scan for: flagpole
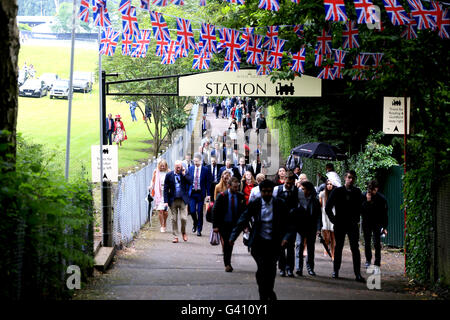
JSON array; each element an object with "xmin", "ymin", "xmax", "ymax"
[
  {"xmin": 65, "ymin": 0, "xmax": 78, "ymax": 181},
  {"xmin": 98, "ymin": 25, "xmax": 105, "ymax": 237}
]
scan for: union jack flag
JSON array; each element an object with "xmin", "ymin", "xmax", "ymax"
[
  {"xmin": 315, "ymin": 49, "xmax": 331, "ymax": 67},
  {"xmin": 152, "ymin": 0, "xmax": 169, "ymax": 6},
  {"xmin": 269, "ymin": 38, "xmax": 285, "ymax": 69},
  {"xmin": 118, "ymin": 0, "xmax": 131, "ymax": 12},
  {"xmin": 316, "ymin": 28, "xmax": 332, "ymax": 55},
  {"xmin": 401, "ymin": 13, "xmax": 418, "ymax": 39},
  {"xmin": 121, "ymin": 5, "xmax": 140, "ymax": 36},
  {"xmin": 199, "ymin": 0, "xmax": 207, "ymax": 5},
  {"xmin": 224, "ymin": 28, "xmax": 243, "ymax": 62},
  {"xmin": 353, "ymin": 0, "xmax": 375, "ymax": 24},
  {"xmin": 382, "ymin": 0, "xmax": 411, "ymax": 26},
  {"xmin": 291, "ymin": 0, "xmax": 301, "ymax": 3},
  {"xmin": 150, "ymin": 11, "xmax": 170, "ymax": 41},
  {"xmin": 140, "ymin": 0, "xmax": 150, "ymax": 9},
  {"xmin": 121, "ymin": 32, "xmax": 134, "ymax": 56},
  {"xmin": 92, "ymin": 0, "xmax": 111, "ymax": 27},
  {"xmin": 131, "ymin": 29, "xmax": 151, "ymax": 58},
  {"xmin": 176, "ymin": 18, "xmax": 195, "ymax": 51},
  {"xmin": 293, "ymin": 25, "xmax": 304, "ymax": 38},
  {"xmin": 263, "ymin": 26, "xmax": 279, "ymax": 50},
  {"xmin": 217, "ymin": 28, "xmax": 227, "ymax": 53},
  {"xmin": 171, "ymin": 0, "xmax": 185, "ymax": 5},
  {"xmin": 317, "ymin": 65, "xmax": 335, "ymax": 80},
  {"xmin": 155, "ymin": 37, "xmax": 170, "ymax": 56},
  {"xmin": 100, "ymin": 28, "xmax": 120, "ymax": 56},
  {"xmin": 192, "ymin": 48, "xmax": 210, "ymax": 69},
  {"xmin": 332, "ymin": 49, "xmax": 346, "ymax": 79},
  {"xmin": 161, "ymin": 40, "xmax": 179, "ymax": 64},
  {"xmin": 370, "ymin": 52, "xmax": 384, "ymax": 79},
  {"xmin": 241, "ymin": 27, "xmax": 254, "ymax": 52},
  {"xmin": 199, "ymin": 23, "xmax": 217, "ymax": 54},
  {"xmin": 258, "ymin": 0, "xmax": 280, "ymax": 12},
  {"xmin": 434, "ymin": 2, "xmax": 450, "ymax": 39},
  {"xmin": 176, "ymin": 45, "xmax": 189, "ymax": 58},
  {"xmin": 323, "ymin": 0, "xmax": 348, "ymax": 22},
  {"xmin": 342, "ymin": 20, "xmax": 360, "ymax": 49},
  {"xmin": 290, "ymin": 48, "xmax": 306, "ymax": 74},
  {"xmin": 407, "ymin": 0, "xmax": 437, "ymax": 30},
  {"xmin": 224, "ymin": 59, "xmax": 240, "ymax": 72},
  {"xmin": 78, "ymin": 0, "xmax": 90, "ymax": 23},
  {"xmin": 352, "ymin": 54, "xmax": 370, "ymax": 80},
  {"xmin": 223, "ymin": 0, "xmax": 246, "ymax": 4},
  {"xmin": 195, "ymin": 42, "xmax": 212, "ymax": 58},
  {"xmin": 257, "ymin": 50, "xmax": 272, "ymax": 75},
  {"xmin": 246, "ymin": 35, "xmax": 263, "ymax": 65}
]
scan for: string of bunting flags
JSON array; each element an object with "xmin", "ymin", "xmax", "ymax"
[{"xmin": 80, "ymin": 0, "xmax": 449, "ymax": 80}]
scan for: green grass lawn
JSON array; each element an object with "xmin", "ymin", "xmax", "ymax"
[{"xmin": 18, "ymin": 44, "xmax": 159, "ymax": 179}]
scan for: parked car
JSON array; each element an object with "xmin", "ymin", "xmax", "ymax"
[
  {"xmin": 39, "ymin": 73, "xmax": 60, "ymax": 90},
  {"xmin": 49, "ymin": 80, "xmax": 71, "ymax": 99},
  {"xmin": 19, "ymin": 79, "xmax": 48, "ymax": 98},
  {"xmin": 73, "ymin": 71, "xmax": 93, "ymax": 93}
]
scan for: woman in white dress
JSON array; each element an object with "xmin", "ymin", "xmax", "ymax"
[
  {"xmin": 149, "ymin": 160, "xmax": 170, "ymax": 232},
  {"xmin": 319, "ymin": 179, "xmax": 336, "ymax": 260}
]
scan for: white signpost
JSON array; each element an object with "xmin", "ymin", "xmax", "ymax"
[
  {"xmin": 91, "ymin": 145, "xmax": 118, "ymax": 182},
  {"xmin": 383, "ymin": 97, "xmax": 410, "ymax": 135}
]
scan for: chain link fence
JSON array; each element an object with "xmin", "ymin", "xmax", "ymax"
[{"xmin": 112, "ymin": 104, "xmax": 199, "ymax": 247}]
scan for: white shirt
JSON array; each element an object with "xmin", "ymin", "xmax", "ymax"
[{"xmin": 260, "ymin": 198, "xmax": 274, "ymax": 240}]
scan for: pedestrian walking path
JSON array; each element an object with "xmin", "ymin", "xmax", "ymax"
[{"xmin": 74, "ymin": 105, "xmax": 419, "ymax": 300}]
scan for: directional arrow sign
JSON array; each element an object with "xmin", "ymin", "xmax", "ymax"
[
  {"xmin": 383, "ymin": 97, "xmax": 410, "ymax": 135},
  {"xmin": 91, "ymin": 145, "xmax": 118, "ymax": 182}
]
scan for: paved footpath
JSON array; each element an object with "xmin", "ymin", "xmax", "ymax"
[{"xmin": 74, "ymin": 106, "xmax": 422, "ymax": 300}]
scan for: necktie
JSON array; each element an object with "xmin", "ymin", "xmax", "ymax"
[
  {"xmin": 194, "ymin": 168, "xmax": 199, "ymax": 190},
  {"xmin": 213, "ymin": 166, "xmax": 216, "ymax": 182},
  {"xmin": 203, "ymin": 120, "xmax": 206, "ymax": 130},
  {"xmin": 232, "ymin": 194, "xmax": 237, "ymax": 216}
]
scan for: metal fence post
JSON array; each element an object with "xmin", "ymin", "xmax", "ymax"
[{"xmin": 102, "ymin": 181, "xmax": 113, "ymax": 247}]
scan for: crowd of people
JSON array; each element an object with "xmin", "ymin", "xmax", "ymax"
[{"xmin": 146, "ymin": 97, "xmax": 389, "ymax": 301}]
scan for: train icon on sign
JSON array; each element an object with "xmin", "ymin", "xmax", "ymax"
[
  {"xmin": 276, "ymin": 83, "xmax": 295, "ymax": 95},
  {"xmin": 392, "ymin": 99, "xmax": 402, "ymax": 106}
]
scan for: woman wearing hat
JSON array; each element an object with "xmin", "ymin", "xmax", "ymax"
[{"xmin": 113, "ymin": 114, "xmax": 126, "ymax": 147}]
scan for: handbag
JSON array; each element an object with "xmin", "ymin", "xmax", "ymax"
[
  {"xmin": 124, "ymin": 134, "xmax": 128, "ymax": 140},
  {"xmin": 209, "ymin": 230, "xmax": 220, "ymax": 246}
]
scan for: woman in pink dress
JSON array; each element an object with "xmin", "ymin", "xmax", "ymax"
[{"xmin": 113, "ymin": 115, "xmax": 126, "ymax": 147}]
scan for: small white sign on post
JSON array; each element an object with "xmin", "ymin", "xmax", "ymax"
[
  {"xmin": 91, "ymin": 145, "xmax": 118, "ymax": 182},
  {"xmin": 383, "ymin": 97, "xmax": 410, "ymax": 135}
]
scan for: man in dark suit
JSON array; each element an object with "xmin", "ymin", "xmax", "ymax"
[
  {"xmin": 325, "ymin": 170, "xmax": 365, "ymax": 282},
  {"xmin": 229, "ymin": 179, "xmax": 290, "ymax": 301},
  {"xmin": 210, "ymin": 142, "xmax": 223, "ymax": 165},
  {"xmin": 235, "ymin": 157, "xmax": 254, "ymax": 182},
  {"xmin": 256, "ymin": 113, "xmax": 267, "ymax": 145},
  {"xmin": 219, "ymin": 159, "xmax": 239, "ymax": 179},
  {"xmin": 289, "ymin": 180, "xmax": 322, "ymax": 276},
  {"xmin": 163, "ymin": 161, "xmax": 192, "ymax": 243},
  {"xmin": 206, "ymin": 156, "xmax": 222, "ymax": 201},
  {"xmin": 105, "ymin": 113, "xmax": 115, "ymax": 145},
  {"xmin": 243, "ymin": 113, "xmax": 253, "ymax": 144},
  {"xmin": 212, "ymin": 177, "xmax": 246, "ymax": 272},
  {"xmin": 188, "ymin": 153, "xmax": 212, "ymax": 236}
]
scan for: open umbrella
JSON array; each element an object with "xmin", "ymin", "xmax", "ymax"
[{"xmin": 290, "ymin": 142, "xmax": 347, "ymax": 161}]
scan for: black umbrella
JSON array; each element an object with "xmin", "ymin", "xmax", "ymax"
[
  {"xmin": 318, "ymin": 233, "xmax": 332, "ymax": 260},
  {"xmin": 290, "ymin": 142, "xmax": 347, "ymax": 161}
]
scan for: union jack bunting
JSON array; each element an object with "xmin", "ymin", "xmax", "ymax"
[
  {"xmin": 315, "ymin": 49, "xmax": 331, "ymax": 67},
  {"xmin": 78, "ymin": 0, "xmax": 90, "ymax": 23},
  {"xmin": 217, "ymin": 28, "xmax": 227, "ymax": 53},
  {"xmin": 121, "ymin": 32, "xmax": 134, "ymax": 56},
  {"xmin": 317, "ymin": 65, "xmax": 335, "ymax": 80},
  {"xmin": 199, "ymin": 0, "xmax": 207, "ymax": 5},
  {"xmin": 407, "ymin": 0, "xmax": 437, "ymax": 30},
  {"xmin": 370, "ymin": 52, "xmax": 384, "ymax": 79},
  {"xmin": 291, "ymin": 0, "xmax": 301, "ymax": 3},
  {"xmin": 293, "ymin": 25, "xmax": 304, "ymax": 38},
  {"xmin": 332, "ymin": 49, "xmax": 346, "ymax": 79},
  {"xmin": 224, "ymin": 59, "xmax": 240, "ymax": 72},
  {"xmin": 352, "ymin": 54, "xmax": 370, "ymax": 80},
  {"xmin": 246, "ymin": 35, "xmax": 263, "ymax": 65},
  {"xmin": 100, "ymin": 28, "xmax": 120, "ymax": 57},
  {"xmin": 92, "ymin": 0, "xmax": 111, "ymax": 27},
  {"xmin": 195, "ymin": 42, "xmax": 212, "ymax": 58},
  {"xmin": 323, "ymin": 0, "xmax": 348, "ymax": 22},
  {"xmin": 382, "ymin": 0, "xmax": 411, "ymax": 26},
  {"xmin": 118, "ymin": 0, "xmax": 131, "ymax": 12},
  {"xmin": 199, "ymin": 23, "xmax": 217, "ymax": 54},
  {"xmin": 353, "ymin": 0, "xmax": 375, "ymax": 24},
  {"xmin": 176, "ymin": 18, "xmax": 195, "ymax": 51},
  {"xmin": 161, "ymin": 40, "xmax": 179, "ymax": 64},
  {"xmin": 155, "ymin": 37, "xmax": 170, "ymax": 56},
  {"xmin": 223, "ymin": 0, "xmax": 246, "ymax": 4},
  {"xmin": 224, "ymin": 28, "xmax": 243, "ymax": 62},
  {"xmin": 263, "ymin": 26, "xmax": 279, "ymax": 50},
  {"xmin": 257, "ymin": 50, "xmax": 272, "ymax": 75},
  {"xmin": 241, "ymin": 27, "xmax": 254, "ymax": 52},
  {"xmin": 171, "ymin": 0, "xmax": 185, "ymax": 5},
  {"xmin": 152, "ymin": 0, "xmax": 169, "ymax": 6},
  {"xmin": 435, "ymin": 3, "xmax": 450, "ymax": 39},
  {"xmin": 140, "ymin": 0, "xmax": 150, "ymax": 9},
  {"xmin": 176, "ymin": 45, "xmax": 189, "ymax": 58},
  {"xmin": 131, "ymin": 29, "xmax": 151, "ymax": 58},
  {"xmin": 269, "ymin": 38, "xmax": 285, "ymax": 69},
  {"xmin": 342, "ymin": 20, "xmax": 360, "ymax": 49},
  {"xmin": 401, "ymin": 13, "xmax": 418, "ymax": 39},
  {"xmin": 150, "ymin": 11, "xmax": 171, "ymax": 41},
  {"xmin": 121, "ymin": 5, "xmax": 140, "ymax": 36},
  {"xmin": 192, "ymin": 47, "xmax": 210, "ymax": 69},
  {"xmin": 315, "ymin": 28, "xmax": 332, "ymax": 55},
  {"xmin": 290, "ymin": 48, "xmax": 306, "ymax": 74},
  {"xmin": 258, "ymin": 0, "xmax": 280, "ymax": 12}
]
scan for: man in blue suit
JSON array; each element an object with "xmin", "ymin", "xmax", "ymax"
[
  {"xmin": 164, "ymin": 160, "xmax": 192, "ymax": 243},
  {"xmin": 105, "ymin": 113, "xmax": 115, "ymax": 145},
  {"xmin": 189, "ymin": 153, "xmax": 212, "ymax": 236}
]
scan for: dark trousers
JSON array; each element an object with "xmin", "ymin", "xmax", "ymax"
[
  {"xmin": 363, "ymin": 223, "xmax": 382, "ymax": 266},
  {"xmin": 189, "ymin": 192, "xmax": 204, "ymax": 232},
  {"xmin": 106, "ymin": 130, "xmax": 113, "ymax": 145},
  {"xmin": 278, "ymin": 241, "xmax": 295, "ymax": 272},
  {"xmin": 297, "ymin": 230, "xmax": 317, "ymax": 272},
  {"xmin": 203, "ymin": 103, "xmax": 208, "ymax": 114},
  {"xmin": 251, "ymin": 237, "xmax": 279, "ymax": 301},
  {"xmin": 219, "ymin": 224, "xmax": 234, "ymax": 266},
  {"xmin": 215, "ymin": 108, "xmax": 220, "ymax": 118},
  {"xmin": 334, "ymin": 224, "xmax": 361, "ymax": 276}
]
